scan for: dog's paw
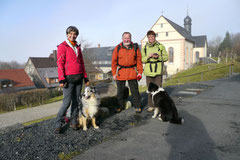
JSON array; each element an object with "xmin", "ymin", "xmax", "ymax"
[
  {"xmin": 152, "ymin": 115, "xmax": 157, "ymax": 118},
  {"xmin": 94, "ymin": 126, "xmax": 99, "ymax": 129},
  {"xmin": 158, "ymin": 117, "xmax": 163, "ymax": 121},
  {"xmin": 83, "ymin": 127, "xmax": 88, "ymax": 131},
  {"xmin": 181, "ymin": 118, "xmax": 184, "ymax": 124}
]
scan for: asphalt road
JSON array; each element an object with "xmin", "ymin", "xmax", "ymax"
[{"xmin": 74, "ymin": 75, "xmax": 240, "ymax": 160}]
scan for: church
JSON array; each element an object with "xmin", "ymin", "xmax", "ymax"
[{"xmin": 141, "ymin": 14, "xmax": 208, "ymax": 75}]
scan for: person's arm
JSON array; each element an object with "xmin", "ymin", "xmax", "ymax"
[
  {"xmin": 79, "ymin": 48, "xmax": 89, "ymax": 85},
  {"xmin": 158, "ymin": 45, "xmax": 168, "ymax": 62},
  {"xmin": 136, "ymin": 48, "xmax": 143, "ymax": 75},
  {"xmin": 111, "ymin": 46, "xmax": 118, "ymax": 80},
  {"xmin": 141, "ymin": 45, "xmax": 149, "ymax": 63},
  {"xmin": 57, "ymin": 45, "xmax": 67, "ymax": 86}
]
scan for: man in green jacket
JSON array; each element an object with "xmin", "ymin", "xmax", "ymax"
[{"xmin": 141, "ymin": 30, "xmax": 168, "ymax": 112}]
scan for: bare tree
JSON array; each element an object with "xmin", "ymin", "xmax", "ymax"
[
  {"xmin": 0, "ymin": 61, "xmax": 25, "ymax": 70},
  {"xmin": 208, "ymin": 36, "xmax": 222, "ymax": 57}
]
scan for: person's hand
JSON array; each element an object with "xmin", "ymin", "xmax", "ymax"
[
  {"xmin": 137, "ymin": 74, "xmax": 142, "ymax": 81},
  {"xmin": 85, "ymin": 81, "xmax": 90, "ymax": 86},
  {"xmin": 59, "ymin": 83, "xmax": 64, "ymax": 87},
  {"xmin": 113, "ymin": 75, "xmax": 117, "ymax": 81},
  {"xmin": 153, "ymin": 53, "xmax": 159, "ymax": 59},
  {"xmin": 148, "ymin": 53, "xmax": 154, "ymax": 59}
]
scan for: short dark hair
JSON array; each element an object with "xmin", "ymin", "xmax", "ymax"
[
  {"xmin": 66, "ymin": 26, "xmax": 79, "ymax": 36},
  {"xmin": 147, "ymin": 30, "xmax": 156, "ymax": 37},
  {"xmin": 122, "ymin": 32, "xmax": 132, "ymax": 38}
]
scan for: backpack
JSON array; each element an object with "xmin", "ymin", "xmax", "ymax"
[{"xmin": 116, "ymin": 43, "xmax": 138, "ymax": 66}]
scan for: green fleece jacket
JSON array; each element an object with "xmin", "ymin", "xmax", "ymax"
[{"xmin": 141, "ymin": 41, "xmax": 168, "ymax": 77}]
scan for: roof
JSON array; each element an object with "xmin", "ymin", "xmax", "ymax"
[
  {"xmin": 43, "ymin": 68, "xmax": 58, "ymax": 78},
  {"xmin": 82, "ymin": 53, "xmax": 102, "ymax": 73},
  {"xmin": 192, "ymin": 35, "xmax": 207, "ymax": 47},
  {"xmin": 29, "ymin": 57, "xmax": 57, "ymax": 68},
  {"xmin": 163, "ymin": 16, "xmax": 195, "ymax": 43},
  {"xmin": 0, "ymin": 69, "xmax": 35, "ymax": 87},
  {"xmin": 37, "ymin": 68, "xmax": 59, "ymax": 88},
  {"xmin": 83, "ymin": 46, "xmax": 114, "ymax": 61}
]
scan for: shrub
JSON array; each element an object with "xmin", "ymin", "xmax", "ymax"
[{"xmin": 0, "ymin": 88, "xmax": 62, "ymax": 112}]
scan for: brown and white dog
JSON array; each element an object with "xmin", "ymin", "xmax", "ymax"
[{"xmin": 78, "ymin": 86, "xmax": 100, "ymax": 131}]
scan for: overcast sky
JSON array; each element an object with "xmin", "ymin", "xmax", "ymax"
[{"xmin": 0, "ymin": 0, "xmax": 239, "ymax": 63}]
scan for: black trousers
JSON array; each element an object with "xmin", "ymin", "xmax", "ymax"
[
  {"xmin": 116, "ymin": 80, "xmax": 141, "ymax": 109},
  {"xmin": 146, "ymin": 75, "xmax": 162, "ymax": 107}
]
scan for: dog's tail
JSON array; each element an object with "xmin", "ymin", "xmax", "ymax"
[{"xmin": 170, "ymin": 117, "xmax": 184, "ymax": 125}]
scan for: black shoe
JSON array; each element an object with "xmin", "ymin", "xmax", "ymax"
[
  {"xmin": 70, "ymin": 124, "xmax": 78, "ymax": 131},
  {"xmin": 54, "ymin": 127, "xmax": 62, "ymax": 134},
  {"xmin": 135, "ymin": 108, "xmax": 142, "ymax": 114}
]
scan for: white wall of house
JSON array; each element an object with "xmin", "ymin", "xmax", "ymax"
[{"xmin": 141, "ymin": 16, "xmax": 207, "ymax": 76}]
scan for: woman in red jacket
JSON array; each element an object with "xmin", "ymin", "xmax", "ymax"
[{"xmin": 55, "ymin": 26, "xmax": 89, "ymax": 134}]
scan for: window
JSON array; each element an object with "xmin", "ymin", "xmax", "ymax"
[
  {"xmin": 160, "ymin": 24, "xmax": 163, "ymax": 28},
  {"xmin": 166, "ymin": 32, "xmax": 168, "ymax": 37},
  {"xmin": 196, "ymin": 51, "xmax": 200, "ymax": 62},
  {"xmin": 168, "ymin": 47, "xmax": 174, "ymax": 63},
  {"xmin": 156, "ymin": 33, "xmax": 158, "ymax": 37}
]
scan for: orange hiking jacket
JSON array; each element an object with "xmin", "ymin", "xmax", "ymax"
[{"xmin": 112, "ymin": 42, "xmax": 143, "ymax": 80}]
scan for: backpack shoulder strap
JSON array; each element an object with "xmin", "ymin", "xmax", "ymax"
[
  {"xmin": 116, "ymin": 44, "xmax": 121, "ymax": 65},
  {"xmin": 133, "ymin": 43, "xmax": 138, "ymax": 60}
]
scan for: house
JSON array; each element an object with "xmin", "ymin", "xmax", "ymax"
[
  {"xmin": 0, "ymin": 69, "xmax": 36, "ymax": 93},
  {"xmin": 83, "ymin": 45, "xmax": 113, "ymax": 73},
  {"xmin": 25, "ymin": 50, "xmax": 103, "ymax": 88},
  {"xmin": 25, "ymin": 52, "xmax": 59, "ymax": 88},
  {"xmin": 81, "ymin": 51, "xmax": 104, "ymax": 81},
  {"xmin": 141, "ymin": 14, "xmax": 208, "ymax": 75}
]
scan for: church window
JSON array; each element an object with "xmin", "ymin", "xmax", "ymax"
[
  {"xmin": 168, "ymin": 47, "xmax": 174, "ymax": 63},
  {"xmin": 166, "ymin": 32, "xmax": 168, "ymax": 36},
  {"xmin": 195, "ymin": 51, "xmax": 200, "ymax": 62}
]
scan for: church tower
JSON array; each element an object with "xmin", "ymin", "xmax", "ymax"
[{"xmin": 184, "ymin": 11, "xmax": 192, "ymax": 34}]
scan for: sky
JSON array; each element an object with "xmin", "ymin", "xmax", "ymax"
[{"xmin": 0, "ymin": 0, "xmax": 239, "ymax": 63}]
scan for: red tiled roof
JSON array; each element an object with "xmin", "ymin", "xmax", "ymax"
[{"xmin": 0, "ymin": 69, "xmax": 35, "ymax": 87}]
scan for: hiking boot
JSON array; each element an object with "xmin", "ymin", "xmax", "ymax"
[
  {"xmin": 54, "ymin": 127, "xmax": 61, "ymax": 134},
  {"xmin": 147, "ymin": 106, "xmax": 154, "ymax": 112},
  {"xmin": 135, "ymin": 108, "xmax": 142, "ymax": 114}
]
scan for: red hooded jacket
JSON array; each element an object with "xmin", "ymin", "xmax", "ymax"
[{"xmin": 57, "ymin": 41, "xmax": 87, "ymax": 82}]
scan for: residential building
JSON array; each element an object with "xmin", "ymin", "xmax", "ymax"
[
  {"xmin": 141, "ymin": 15, "xmax": 208, "ymax": 75},
  {"xmin": 0, "ymin": 69, "xmax": 36, "ymax": 93}
]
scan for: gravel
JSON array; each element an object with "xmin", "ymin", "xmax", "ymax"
[{"xmin": 0, "ymin": 83, "xmax": 211, "ymax": 160}]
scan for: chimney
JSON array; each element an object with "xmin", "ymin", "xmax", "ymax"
[
  {"xmin": 98, "ymin": 44, "xmax": 100, "ymax": 48},
  {"xmin": 53, "ymin": 50, "xmax": 57, "ymax": 62}
]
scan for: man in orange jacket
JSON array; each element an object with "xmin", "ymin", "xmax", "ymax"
[{"xmin": 112, "ymin": 32, "xmax": 143, "ymax": 113}]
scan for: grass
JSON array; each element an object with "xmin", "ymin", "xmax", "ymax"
[
  {"xmin": 58, "ymin": 151, "xmax": 81, "ymax": 160},
  {"xmin": 15, "ymin": 95, "xmax": 63, "ymax": 111},
  {"xmin": 164, "ymin": 62, "xmax": 240, "ymax": 86},
  {"xmin": 22, "ymin": 115, "xmax": 56, "ymax": 126}
]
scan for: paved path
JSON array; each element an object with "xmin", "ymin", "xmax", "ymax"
[
  {"xmin": 73, "ymin": 75, "xmax": 240, "ymax": 160},
  {"xmin": 0, "ymin": 101, "xmax": 61, "ymax": 132}
]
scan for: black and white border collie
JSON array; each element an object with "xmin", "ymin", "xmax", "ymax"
[{"xmin": 147, "ymin": 82, "xmax": 184, "ymax": 124}]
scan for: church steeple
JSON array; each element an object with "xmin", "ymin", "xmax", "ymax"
[{"xmin": 184, "ymin": 9, "xmax": 192, "ymax": 34}]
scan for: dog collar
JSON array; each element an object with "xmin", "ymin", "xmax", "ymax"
[{"xmin": 147, "ymin": 87, "xmax": 164, "ymax": 97}]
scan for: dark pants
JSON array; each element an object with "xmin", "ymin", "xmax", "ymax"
[
  {"xmin": 116, "ymin": 80, "xmax": 141, "ymax": 109},
  {"xmin": 55, "ymin": 82, "xmax": 83, "ymax": 128},
  {"xmin": 146, "ymin": 75, "xmax": 162, "ymax": 107}
]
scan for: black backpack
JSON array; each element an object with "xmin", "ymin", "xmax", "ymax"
[{"xmin": 116, "ymin": 43, "xmax": 139, "ymax": 66}]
